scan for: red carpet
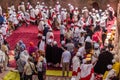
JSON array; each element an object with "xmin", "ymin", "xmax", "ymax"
[
  {"xmin": 6, "ymin": 24, "xmax": 38, "ymax": 50},
  {"xmin": 6, "ymin": 24, "xmax": 60, "ymax": 50}
]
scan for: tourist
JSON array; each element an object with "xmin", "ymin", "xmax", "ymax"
[
  {"xmin": 61, "ymin": 47, "xmax": 71, "ymax": 77},
  {"xmin": 16, "ymin": 57, "xmax": 26, "ymax": 80},
  {"xmin": 23, "ymin": 57, "xmax": 36, "ymax": 80}
]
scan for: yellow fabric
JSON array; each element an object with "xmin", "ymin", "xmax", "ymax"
[
  {"xmin": 3, "ymin": 71, "xmax": 20, "ymax": 80},
  {"xmin": 46, "ymin": 70, "xmax": 72, "ymax": 76},
  {"xmin": 103, "ymin": 71, "xmax": 109, "ymax": 79},
  {"xmin": 112, "ymin": 62, "xmax": 120, "ymax": 75},
  {"xmin": 86, "ymin": 54, "xmax": 92, "ymax": 58}
]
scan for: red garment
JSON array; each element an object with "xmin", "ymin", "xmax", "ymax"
[
  {"xmin": 80, "ymin": 68, "xmax": 94, "ymax": 80},
  {"xmin": 72, "ymin": 71, "xmax": 77, "ymax": 76},
  {"xmin": 48, "ymin": 19, "xmax": 52, "ymax": 27},
  {"xmin": 30, "ymin": 16, "xmax": 36, "ymax": 20}
]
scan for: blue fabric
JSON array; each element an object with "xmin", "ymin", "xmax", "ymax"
[{"xmin": 0, "ymin": 16, "xmax": 4, "ymax": 23}]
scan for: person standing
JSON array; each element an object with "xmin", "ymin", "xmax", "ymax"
[
  {"xmin": 16, "ymin": 58, "xmax": 26, "ymax": 80},
  {"xmin": 23, "ymin": 57, "xmax": 36, "ymax": 80},
  {"xmin": 1, "ymin": 40, "xmax": 9, "ymax": 71},
  {"xmin": 60, "ymin": 23, "xmax": 66, "ymax": 42},
  {"xmin": 61, "ymin": 47, "xmax": 71, "ymax": 77},
  {"xmin": 0, "ymin": 50, "xmax": 5, "ymax": 73},
  {"xmin": 36, "ymin": 56, "xmax": 45, "ymax": 80}
]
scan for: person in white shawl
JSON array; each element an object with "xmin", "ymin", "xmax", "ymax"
[
  {"xmin": 38, "ymin": 36, "xmax": 46, "ymax": 52},
  {"xmin": 92, "ymin": 42, "xmax": 100, "ymax": 65},
  {"xmin": 20, "ymin": 50, "xmax": 29, "ymax": 62},
  {"xmin": 30, "ymin": 8, "xmax": 36, "ymax": 23},
  {"xmin": 80, "ymin": 59, "xmax": 94, "ymax": 80},
  {"xmin": 46, "ymin": 29, "xmax": 54, "ymax": 44},
  {"xmin": 55, "ymin": 1, "xmax": 61, "ymax": 14},
  {"xmin": 24, "ymin": 10, "xmax": 30, "ymax": 26},
  {"xmin": 38, "ymin": 18, "xmax": 45, "ymax": 36},
  {"xmin": 72, "ymin": 52, "xmax": 81, "ymax": 80},
  {"xmin": 73, "ymin": 7, "xmax": 79, "ymax": 21}
]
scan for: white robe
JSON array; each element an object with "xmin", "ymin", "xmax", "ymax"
[
  {"xmin": 72, "ymin": 56, "xmax": 81, "ymax": 80},
  {"xmin": 80, "ymin": 64, "xmax": 94, "ymax": 80},
  {"xmin": 38, "ymin": 40, "xmax": 45, "ymax": 52},
  {"xmin": 34, "ymin": 8, "xmax": 39, "ymax": 16},
  {"xmin": 30, "ymin": 9, "xmax": 36, "ymax": 22},
  {"xmin": 24, "ymin": 12, "xmax": 30, "ymax": 24},
  {"xmin": 55, "ymin": 4, "xmax": 61, "ymax": 13},
  {"xmin": 46, "ymin": 32, "xmax": 54, "ymax": 44},
  {"xmin": 38, "ymin": 21, "xmax": 44, "ymax": 32}
]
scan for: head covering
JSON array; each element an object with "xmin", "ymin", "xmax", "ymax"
[
  {"xmin": 42, "ymin": 36, "xmax": 45, "ymax": 40},
  {"xmin": 85, "ymin": 36, "xmax": 92, "ymax": 43},
  {"xmin": 29, "ymin": 42, "xmax": 34, "ymax": 46},
  {"xmin": 53, "ymin": 41, "xmax": 57, "ymax": 45},
  {"xmin": 82, "ymin": 59, "xmax": 87, "ymax": 64},
  {"xmin": 94, "ymin": 43, "xmax": 99, "ymax": 49},
  {"xmin": 48, "ymin": 39, "xmax": 52, "ymax": 44},
  {"xmin": 19, "ymin": 40, "xmax": 23, "ymax": 45},
  {"xmin": 57, "ymin": 1, "xmax": 59, "ymax": 4},
  {"xmin": 107, "ymin": 64, "xmax": 112, "ymax": 70},
  {"xmin": 61, "ymin": 41, "xmax": 65, "ymax": 45},
  {"xmin": 71, "ymin": 77, "xmax": 76, "ymax": 80},
  {"xmin": 75, "ymin": 7, "xmax": 78, "ymax": 10},
  {"xmin": 76, "ymin": 52, "xmax": 80, "ymax": 56},
  {"xmin": 112, "ymin": 59, "xmax": 116, "ymax": 63},
  {"xmin": 68, "ymin": 4, "xmax": 71, "ymax": 6},
  {"xmin": 37, "ymin": 2, "xmax": 40, "ymax": 4},
  {"xmin": 42, "ymin": 2, "xmax": 45, "ymax": 5}
]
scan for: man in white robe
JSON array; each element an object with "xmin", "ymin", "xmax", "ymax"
[
  {"xmin": 30, "ymin": 8, "xmax": 36, "ymax": 23},
  {"xmin": 55, "ymin": 1, "xmax": 61, "ymax": 14},
  {"xmin": 24, "ymin": 10, "xmax": 30, "ymax": 26}
]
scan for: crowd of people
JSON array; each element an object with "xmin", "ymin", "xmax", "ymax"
[{"xmin": 0, "ymin": 1, "xmax": 119, "ymax": 80}]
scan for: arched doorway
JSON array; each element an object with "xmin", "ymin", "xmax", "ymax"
[{"xmin": 92, "ymin": 2, "xmax": 99, "ymax": 10}]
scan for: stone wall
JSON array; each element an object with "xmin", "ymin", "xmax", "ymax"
[{"xmin": 0, "ymin": 0, "xmax": 118, "ymax": 12}]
